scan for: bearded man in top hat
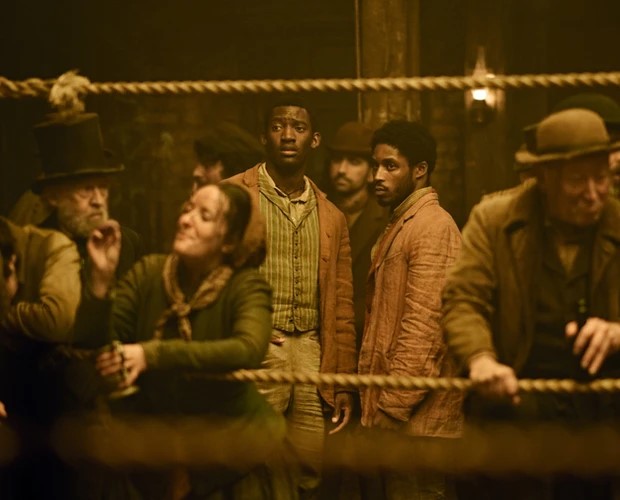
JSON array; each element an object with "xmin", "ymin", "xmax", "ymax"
[
  {"xmin": 28, "ymin": 113, "xmax": 144, "ymax": 422},
  {"xmin": 33, "ymin": 113, "xmax": 143, "ymax": 322},
  {"xmin": 443, "ymin": 108, "xmax": 620, "ymax": 499}
]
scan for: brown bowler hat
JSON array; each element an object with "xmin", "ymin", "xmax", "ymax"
[
  {"xmin": 515, "ymin": 109, "xmax": 620, "ymax": 166},
  {"xmin": 327, "ymin": 121, "xmax": 374, "ymax": 156},
  {"xmin": 31, "ymin": 113, "xmax": 124, "ymax": 193}
]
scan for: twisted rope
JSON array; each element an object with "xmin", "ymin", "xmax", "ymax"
[
  {"xmin": 2, "ymin": 72, "xmax": 620, "ymax": 99},
  {"xmin": 53, "ymin": 347, "xmax": 620, "ymax": 394},
  {"xmin": 217, "ymin": 369, "xmax": 620, "ymax": 394}
]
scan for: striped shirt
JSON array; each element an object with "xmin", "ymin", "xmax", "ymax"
[{"xmin": 258, "ymin": 164, "xmax": 320, "ymax": 332}]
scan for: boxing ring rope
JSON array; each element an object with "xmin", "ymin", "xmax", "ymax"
[
  {"xmin": 1, "ymin": 71, "xmax": 620, "ymax": 99},
  {"xmin": 214, "ymin": 369, "xmax": 620, "ymax": 394}
]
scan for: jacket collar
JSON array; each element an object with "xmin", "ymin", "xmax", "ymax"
[
  {"xmin": 500, "ymin": 180, "xmax": 620, "ymax": 245},
  {"xmin": 243, "ymin": 162, "xmax": 328, "ymax": 201},
  {"xmin": 370, "ymin": 189, "xmax": 438, "ymax": 273}
]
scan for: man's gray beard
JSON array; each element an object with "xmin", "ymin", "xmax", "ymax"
[{"xmin": 57, "ymin": 205, "xmax": 109, "ymax": 240}]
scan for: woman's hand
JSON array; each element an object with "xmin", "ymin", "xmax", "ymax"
[
  {"xmin": 87, "ymin": 220, "xmax": 122, "ymax": 299},
  {"xmin": 96, "ymin": 343, "xmax": 147, "ymax": 389}
]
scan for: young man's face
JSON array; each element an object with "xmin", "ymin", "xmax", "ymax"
[
  {"xmin": 538, "ymin": 154, "xmax": 610, "ymax": 227},
  {"xmin": 372, "ymin": 143, "xmax": 416, "ymax": 210},
  {"xmin": 329, "ymin": 154, "xmax": 372, "ymax": 197},
  {"xmin": 46, "ymin": 176, "xmax": 111, "ymax": 239},
  {"xmin": 262, "ymin": 106, "xmax": 320, "ymax": 173}
]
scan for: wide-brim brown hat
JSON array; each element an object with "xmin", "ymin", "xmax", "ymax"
[
  {"xmin": 515, "ymin": 108, "xmax": 620, "ymax": 165},
  {"xmin": 31, "ymin": 113, "xmax": 124, "ymax": 193},
  {"xmin": 327, "ymin": 121, "xmax": 374, "ymax": 156}
]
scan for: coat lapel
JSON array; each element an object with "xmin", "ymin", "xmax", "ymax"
[
  {"xmin": 311, "ymin": 179, "xmax": 332, "ymax": 299},
  {"xmin": 501, "ymin": 184, "xmax": 542, "ymax": 366},
  {"xmin": 369, "ymin": 192, "xmax": 437, "ymax": 275}
]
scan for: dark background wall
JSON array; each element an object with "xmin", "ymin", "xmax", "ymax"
[{"xmin": 1, "ymin": 0, "xmax": 619, "ymax": 249}]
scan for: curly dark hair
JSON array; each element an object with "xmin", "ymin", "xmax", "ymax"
[{"xmin": 371, "ymin": 120, "xmax": 437, "ymax": 176}]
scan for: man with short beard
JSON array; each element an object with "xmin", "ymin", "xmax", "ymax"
[{"xmin": 326, "ymin": 121, "xmax": 388, "ymax": 348}]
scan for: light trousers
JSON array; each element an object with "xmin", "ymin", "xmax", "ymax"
[{"xmin": 257, "ymin": 329, "xmax": 324, "ymax": 499}]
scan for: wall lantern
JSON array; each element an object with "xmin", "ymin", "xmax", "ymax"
[{"xmin": 469, "ymin": 46, "xmax": 495, "ymax": 125}]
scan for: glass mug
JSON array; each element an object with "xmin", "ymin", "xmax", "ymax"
[{"xmin": 100, "ymin": 341, "xmax": 139, "ymax": 399}]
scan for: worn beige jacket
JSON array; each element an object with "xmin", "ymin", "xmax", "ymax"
[
  {"xmin": 359, "ymin": 190, "xmax": 463, "ymax": 437},
  {"xmin": 1, "ymin": 218, "xmax": 81, "ymax": 343},
  {"xmin": 443, "ymin": 180, "xmax": 620, "ymax": 375}
]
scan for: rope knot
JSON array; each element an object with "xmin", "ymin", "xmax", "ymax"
[
  {"xmin": 49, "ymin": 70, "xmax": 91, "ymax": 118},
  {"xmin": 171, "ymin": 303, "xmax": 191, "ymax": 317}
]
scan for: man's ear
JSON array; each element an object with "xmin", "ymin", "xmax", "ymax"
[
  {"xmin": 311, "ymin": 132, "xmax": 321, "ymax": 149},
  {"xmin": 414, "ymin": 161, "xmax": 429, "ymax": 180},
  {"xmin": 40, "ymin": 187, "xmax": 60, "ymax": 208},
  {"xmin": 260, "ymin": 134, "xmax": 267, "ymax": 147}
]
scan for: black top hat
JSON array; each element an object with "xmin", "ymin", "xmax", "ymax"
[{"xmin": 31, "ymin": 113, "xmax": 124, "ymax": 193}]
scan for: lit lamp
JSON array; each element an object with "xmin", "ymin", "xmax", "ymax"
[{"xmin": 469, "ymin": 46, "xmax": 495, "ymax": 125}]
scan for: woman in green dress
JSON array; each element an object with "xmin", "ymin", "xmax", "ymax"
[{"xmin": 90, "ymin": 183, "xmax": 296, "ymax": 500}]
